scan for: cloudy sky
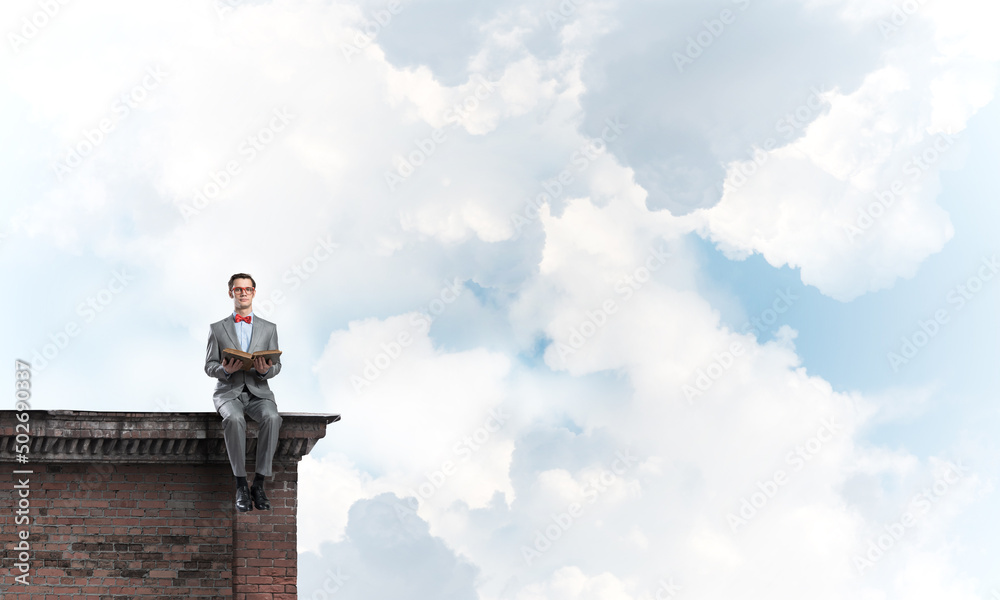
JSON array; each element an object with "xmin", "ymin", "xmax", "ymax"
[{"xmin": 3, "ymin": 0, "xmax": 1000, "ymax": 597}]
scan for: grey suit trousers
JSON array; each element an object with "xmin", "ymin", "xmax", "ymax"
[{"xmin": 217, "ymin": 388, "xmax": 282, "ymax": 477}]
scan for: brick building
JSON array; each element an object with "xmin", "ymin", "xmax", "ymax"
[{"xmin": 0, "ymin": 409, "xmax": 339, "ymax": 599}]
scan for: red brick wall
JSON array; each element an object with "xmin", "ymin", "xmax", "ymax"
[
  {"xmin": 234, "ymin": 462, "xmax": 298, "ymax": 600},
  {"xmin": 0, "ymin": 460, "xmax": 298, "ymax": 599}
]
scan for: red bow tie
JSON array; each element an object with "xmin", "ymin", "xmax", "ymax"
[{"xmin": 235, "ymin": 314, "xmax": 252, "ymax": 324}]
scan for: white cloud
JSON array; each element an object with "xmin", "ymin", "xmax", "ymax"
[
  {"xmin": 693, "ymin": 0, "xmax": 998, "ymax": 300},
  {"xmin": 299, "ymin": 452, "xmax": 372, "ymax": 553},
  {"xmin": 297, "ymin": 493, "xmax": 480, "ymax": 600},
  {"xmin": 312, "ymin": 312, "xmax": 515, "ymax": 512},
  {"xmin": 515, "ymin": 566, "xmax": 636, "ymax": 600}
]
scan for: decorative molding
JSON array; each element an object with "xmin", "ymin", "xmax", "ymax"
[{"xmin": 0, "ymin": 410, "xmax": 340, "ymax": 464}]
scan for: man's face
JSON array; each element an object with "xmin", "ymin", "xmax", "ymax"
[{"xmin": 229, "ymin": 278, "xmax": 255, "ymax": 310}]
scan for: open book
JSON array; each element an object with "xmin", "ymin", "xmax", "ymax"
[{"xmin": 222, "ymin": 348, "xmax": 282, "ymax": 371}]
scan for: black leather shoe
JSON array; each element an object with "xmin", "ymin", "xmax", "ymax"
[
  {"xmin": 250, "ymin": 485, "xmax": 271, "ymax": 510},
  {"xmin": 236, "ymin": 483, "xmax": 253, "ymax": 512}
]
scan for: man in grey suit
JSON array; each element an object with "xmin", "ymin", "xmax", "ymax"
[{"xmin": 205, "ymin": 273, "xmax": 283, "ymax": 512}]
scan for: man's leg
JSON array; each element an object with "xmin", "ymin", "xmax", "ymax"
[
  {"xmin": 245, "ymin": 398, "xmax": 282, "ymax": 479},
  {"xmin": 219, "ymin": 395, "xmax": 254, "ymax": 512},
  {"xmin": 218, "ymin": 398, "xmax": 248, "ymax": 478}
]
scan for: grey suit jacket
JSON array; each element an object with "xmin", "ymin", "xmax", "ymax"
[{"xmin": 205, "ymin": 314, "xmax": 282, "ymax": 412}]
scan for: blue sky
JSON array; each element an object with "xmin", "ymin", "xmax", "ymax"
[
  {"xmin": 698, "ymin": 95, "xmax": 1000, "ymax": 457},
  {"xmin": 3, "ymin": 0, "xmax": 1000, "ymax": 598}
]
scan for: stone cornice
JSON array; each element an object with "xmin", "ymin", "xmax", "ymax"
[{"xmin": 0, "ymin": 410, "xmax": 340, "ymax": 464}]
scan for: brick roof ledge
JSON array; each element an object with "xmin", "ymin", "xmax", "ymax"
[
  {"xmin": 0, "ymin": 410, "xmax": 340, "ymax": 464},
  {"xmin": 0, "ymin": 409, "xmax": 340, "ymax": 599}
]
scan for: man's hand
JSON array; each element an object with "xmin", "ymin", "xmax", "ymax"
[
  {"xmin": 222, "ymin": 357, "xmax": 243, "ymax": 374},
  {"xmin": 253, "ymin": 356, "xmax": 272, "ymax": 375}
]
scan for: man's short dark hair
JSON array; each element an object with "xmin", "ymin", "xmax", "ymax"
[{"xmin": 228, "ymin": 273, "xmax": 256, "ymax": 291}]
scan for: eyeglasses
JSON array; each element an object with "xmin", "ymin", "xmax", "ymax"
[{"xmin": 232, "ymin": 287, "xmax": 255, "ymax": 295}]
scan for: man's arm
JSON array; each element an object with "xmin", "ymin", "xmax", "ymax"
[
  {"xmin": 254, "ymin": 325, "xmax": 282, "ymax": 380},
  {"xmin": 205, "ymin": 326, "xmax": 234, "ymax": 381}
]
